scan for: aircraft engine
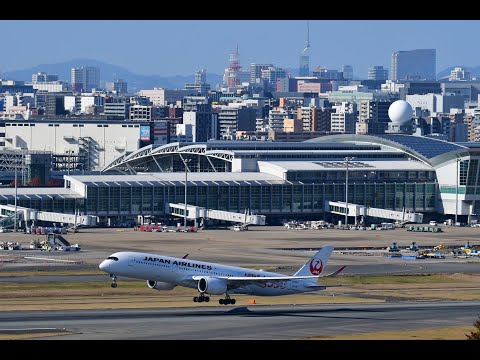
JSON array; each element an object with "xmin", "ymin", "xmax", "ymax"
[
  {"xmin": 147, "ymin": 280, "xmax": 176, "ymax": 291},
  {"xmin": 197, "ymin": 277, "xmax": 227, "ymax": 295}
]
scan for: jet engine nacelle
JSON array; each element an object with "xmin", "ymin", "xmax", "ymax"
[
  {"xmin": 147, "ymin": 280, "xmax": 176, "ymax": 291},
  {"xmin": 197, "ymin": 277, "xmax": 227, "ymax": 295}
]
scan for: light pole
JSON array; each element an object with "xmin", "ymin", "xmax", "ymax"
[
  {"xmin": 182, "ymin": 158, "xmax": 192, "ymax": 229},
  {"xmin": 455, "ymin": 158, "xmax": 460, "ymax": 226},
  {"xmin": 344, "ymin": 156, "xmax": 354, "ymax": 227},
  {"xmin": 14, "ymin": 161, "xmax": 17, "ymax": 233}
]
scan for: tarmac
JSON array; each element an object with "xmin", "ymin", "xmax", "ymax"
[{"xmin": 0, "ymin": 224, "xmax": 479, "ymax": 274}]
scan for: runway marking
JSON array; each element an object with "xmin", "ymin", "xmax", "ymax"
[
  {"xmin": 0, "ymin": 328, "xmax": 59, "ymax": 331},
  {"xmin": 24, "ymin": 257, "xmax": 78, "ymax": 263}
]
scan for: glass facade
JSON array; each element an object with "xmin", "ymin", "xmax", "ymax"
[
  {"xmin": 0, "ymin": 180, "xmax": 438, "ymax": 222},
  {"xmin": 60, "ymin": 180, "xmax": 437, "ymax": 219}
]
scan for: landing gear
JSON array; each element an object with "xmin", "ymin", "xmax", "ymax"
[
  {"xmin": 110, "ymin": 274, "xmax": 118, "ymax": 288},
  {"xmin": 219, "ymin": 294, "xmax": 236, "ymax": 305},
  {"xmin": 193, "ymin": 294, "xmax": 210, "ymax": 303}
]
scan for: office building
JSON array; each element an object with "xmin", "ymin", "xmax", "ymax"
[
  {"xmin": 368, "ymin": 66, "xmax": 388, "ymax": 81},
  {"xmin": 113, "ymin": 79, "xmax": 128, "ymax": 94},
  {"xmin": 342, "ymin": 65, "xmax": 353, "ymax": 81},
  {"xmin": 391, "ymin": 49, "xmax": 436, "ymax": 81},
  {"xmin": 250, "ymin": 64, "xmax": 273, "ymax": 85},
  {"xmin": 71, "ymin": 66, "xmax": 100, "ymax": 92},
  {"xmin": 32, "ymin": 72, "xmax": 59, "ymax": 83}
]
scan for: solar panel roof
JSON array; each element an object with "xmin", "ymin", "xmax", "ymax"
[{"xmin": 376, "ymin": 134, "xmax": 466, "ymax": 159}]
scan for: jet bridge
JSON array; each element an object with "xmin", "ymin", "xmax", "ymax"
[
  {"xmin": 167, "ymin": 203, "xmax": 266, "ymax": 225},
  {"xmin": 0, "ymin": 204, "xmax": 97, "ymax": 229},
  {"xmin": 326, "ymin": 201, "xmax": 424, "ymax": 223}
]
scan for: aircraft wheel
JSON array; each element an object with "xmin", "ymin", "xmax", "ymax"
[
  {"xmin": 205, "ymin": 297, "xmax": 210, "ymax": 302},
  {"xmin": 198, "ymin": 297, "xmax": 204, "ymax": 303},
  {"xmin": 193, "ymin": 297, "xmax": 198, "ymax": 302},
  {"xmin": 231, "ymin": 299, "xmax": 236, "ymax": 305},
  {"xmin": 111, "ymin": 283, "xmax": 117, "ymax": 288},
  {"xmin": 219, "ymin": 299, "xmax": 224, "ymax": 305}
]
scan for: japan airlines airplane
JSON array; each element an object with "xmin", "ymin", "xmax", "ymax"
[{"xmin": 99, "ymin": 245, "xmax": 344, "ymax": 305}]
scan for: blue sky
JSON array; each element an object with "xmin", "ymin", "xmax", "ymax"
[{"xmin": 0, "ymin": 20, "xmax": 478, "ymax": 78}]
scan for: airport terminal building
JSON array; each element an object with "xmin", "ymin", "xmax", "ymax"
[{"xmin": 1, "ymin": 133, "xmax": 479, "ymax": 225}]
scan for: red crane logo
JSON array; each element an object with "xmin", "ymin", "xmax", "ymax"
[{"xmin": 309, "ymin": 258, "xmax": 323, "ymax": 275}]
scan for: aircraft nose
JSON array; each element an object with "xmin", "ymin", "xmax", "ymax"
[{"xmin": 99, "ymin": 260, "xmax": 110, "ymax": 272}]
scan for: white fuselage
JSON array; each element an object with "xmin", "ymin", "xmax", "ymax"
[{"xmin": 99, "ymin": 251, "xmax": 324, "ymax": 296}]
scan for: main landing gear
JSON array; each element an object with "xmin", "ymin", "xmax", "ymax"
[
  {"xmin": 193, "ymin": 294, "xmax": 210, "ymax": 303},
  {"xmin": 110, "ymin": 274, "xmax": 118, "ymax": 288},
  {"xmin": 219, "ymin": 294, "xmax": 236, "ymax": 305}
]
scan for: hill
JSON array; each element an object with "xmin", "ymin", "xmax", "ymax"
[{"xmin": 5, "ymin": 58, "xmax": 223, "ymax": 92}]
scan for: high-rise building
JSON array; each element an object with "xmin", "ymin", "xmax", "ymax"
[
  {"xmin": 368, "ymin": 66, "xmax": 388, "ymax": 81},
  {"xmin": 331, "ymin": 102, "xmax": 356, "ymax": 134},
  {"xmin": 297, "ymin": 106, "xmax": 318, "ymax": 132},
  {"xmin": 342, "ymin": 65, "xmax": 353, "ymax": 81},
  {"xmin": 113, "ymin": 79, "xmax": 128, "ymax": 94},
  {"xmin": 195, "ymin": 69, "xmax": 206, "ymax": 84},
  {"xmin": 391, "ymin": 49, "xmax": 436, "ymax": 81},
  {"xmin": 184, "ymin": 69, "xmax": 210, "ymax": 95},
  {"xmin": 250, "ymin": 64, "xmax": 273, "ymax": 85},
  {"xmin": 299, "ymin": 21, "xmax": 310, "ymax": 77},
  {"xmin": 45, "ymin": 93, "xmax": 66, "ymax": 116},
  {"xmin": 32, "ymin": 72, "xmax": 59, "ymax": 83},
  {"xmin": 217, "ymin": 105, "xmax": 257, "ymax": 138},
  {"xmin": 357, "ymin": 99, "xmax": 395, "ymax": 135},
  {"xmin": 71, "ymin": 66, "xmax": 100, "ymax": 93},
  {"xmin": 449, "ymin": 67, "xmax": 472, "ymax": 81},
  {"xmin": 261, "ymin": 66, "xmax": 287, "ymax": 90},
  {"xmin": 312, "ymin": 67, "xmax": 343, "ymax": 80},
  {"xmin": 182, "ymin": 96, "xmax": 212, "ymax": 142}
]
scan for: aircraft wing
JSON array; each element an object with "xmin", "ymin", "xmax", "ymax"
[
  {"xmin": 193, "ymin": 274, "xmax": 325, "ymax": 289},
  {"xmin": 193, "ymin": 275, "xmax": 320, "ymax": 282},
  {"xmin": 191, "ymin": 266, "xmax": 346, "ymax": 289},
  {"xmin": 192, "ymin": 275, "xmax": 317, "ymax": 289}
]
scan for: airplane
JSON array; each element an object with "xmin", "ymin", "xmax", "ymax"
[{"xmin": 99, "ymin": 245, "xmax": 344, "ymax": 305}]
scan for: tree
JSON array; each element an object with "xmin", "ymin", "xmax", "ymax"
[
  {"xmin": 27, "ymin": 176, "xmax": 42, "ymax": 187},
  {"xmin": 466, "ymin": 317, "xmax": 480, "ymax": 340}
]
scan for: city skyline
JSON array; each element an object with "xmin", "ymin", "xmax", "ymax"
[{"xmin": 1, "ymin": 20, "xmax": 479, "ymax": 79}]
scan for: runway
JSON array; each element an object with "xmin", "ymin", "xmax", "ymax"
[{"xmin": 1, "ymin": 301, "xmax": 478, "ymax": 339}]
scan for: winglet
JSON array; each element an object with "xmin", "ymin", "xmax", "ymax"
[{"xmin": 182, "ymin": 254, "xmax": 189, "ymax": 259}]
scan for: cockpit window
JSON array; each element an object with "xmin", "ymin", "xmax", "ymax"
[{"xmin": 107, "ymin": 256, "xmax": 119, "ymax": 261}]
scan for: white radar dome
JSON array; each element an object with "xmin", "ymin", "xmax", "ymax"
[{"xmin": 388, "ymin": 100, "xmax": 413, "ymax": 124}]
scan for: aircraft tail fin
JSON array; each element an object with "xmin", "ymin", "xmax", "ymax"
[{"xmin": 293, "ymin": 246, "xmax": 334, "ymax": 276}]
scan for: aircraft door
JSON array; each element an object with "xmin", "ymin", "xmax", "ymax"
[{"xmin": 128, "ymin": 256, "xmax": 135, "ymax": 266}]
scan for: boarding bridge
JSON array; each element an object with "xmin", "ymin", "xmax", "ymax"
[
  {"xmin": 0, "ymin": 210, "xmax": 24, "ymax": 229},
  {"xmin": 0, "ymin": 204, "xmax": 97, "ymax": 228},
  {"xmin": 326, "ymin": 201, "xmax": 424, "ymax": 223},
  {"xmin": 167, "ymin": 203, "xmax": 266, "ymax": 225}
]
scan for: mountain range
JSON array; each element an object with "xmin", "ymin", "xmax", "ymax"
[
  {"xmin": 4, "ymin": 58, "xmax": 480, "ymax": 92},
  {"xmin": 4, "ymin": 58, "xmax": 224, "ymax": 92}
]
